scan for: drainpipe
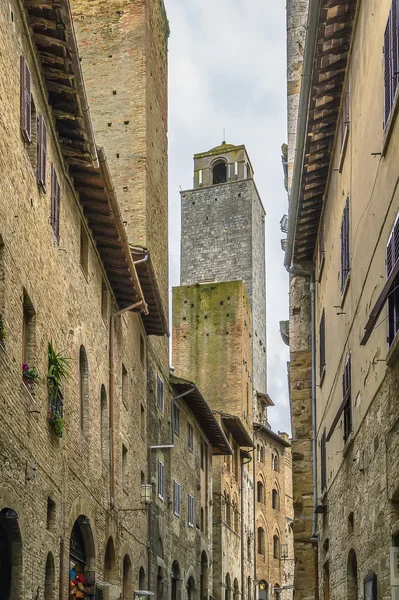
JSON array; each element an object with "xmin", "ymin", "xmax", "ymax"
[
  {"xmin": 146, "ymin": 386, "xmax": 195, "ymax": 591},
  {"xmin": 109, "ymin": 300, "xmax": 145, "ymax": 509},
  {"xmin": 59, "ymin": 537, "xmax": 64, "ymax": 600}
]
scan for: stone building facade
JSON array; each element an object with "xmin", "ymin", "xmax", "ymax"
[{"xmin": 285, "ymin": 0, "xmax": 399, "ymax": 599}]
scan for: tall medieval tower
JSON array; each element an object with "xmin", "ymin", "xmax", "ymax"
[
  {"xmin": 180, "ymin": 142, "xmax": 267, "ymax": 406},
  {"xmin": 70, "ymin": 0, "xmax": 169, "ymax": 322}
]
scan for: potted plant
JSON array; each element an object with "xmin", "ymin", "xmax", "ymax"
[
  {"xmin": 47, "ymin": 341, "xmax": 71, "ymax": 436},
  {"xmin": 22, "ymin": 363, "xmax": 40, "ymax": 392}
]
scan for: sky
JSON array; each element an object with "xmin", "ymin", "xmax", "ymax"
[{"xmin": 165, "ymin": 0, "xmax": 291, "ymax": 434}]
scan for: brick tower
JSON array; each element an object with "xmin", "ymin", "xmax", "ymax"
[{"xmin": 180, "ymin": 142, "xmax": 267, "ymax": 402}]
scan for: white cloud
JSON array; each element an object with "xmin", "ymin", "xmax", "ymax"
[{"xmin": 166, "ymin": 0, "xmax": 291, "ymax": 434}]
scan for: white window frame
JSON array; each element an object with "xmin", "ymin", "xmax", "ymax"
[
  {"xmin": 174, "ymin": 481, "xmax": 181, "ymax": 517},
  {"xmin": 199, "ymin": 169, "xmax": 203, "ymax": 185}
]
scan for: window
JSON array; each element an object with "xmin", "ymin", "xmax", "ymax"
[
  {"xmin": 20, "ymin": 56, "xmax": 31, "ymax": 143},
  {"xmin": 200, "ymin": 507, "xmax": 205, "ymax": 532},
  {"xmin": 80, "ymin": 224, "xmax": 89, "ymax": 277},
  {"xmin": 50, "ymin": 165, "xmax": 60, "ymax": 242},
  {"xmin": 321, "ymin": 429, "xmax": 327, "ymax": 492},
  {"xmin": 101, "ymin": 280, "xmax": 108, "ymax": 320},
  {"xmin": 340, "ymin": 85, "xmax": 350, "ymax": 150},
  {"xmin": 141, "ymin": 404, "xmax": 145, "ymax": 438},
  {"xmin": 272, "ymin": 451, "xmax": 279, "ymax": 472},
  {"xmin": 273, "ymin": 535, "xmax": 280, "ymax": 559},
  {"xmin": 320, "ymin": 309, "xmax": 326, "ymax": 378},
  {"xmin": 260, "ymin": 445, "xmax": 264, "ymax": 463},
  {"xmin": 122, "ymin": 445, "xmax": 128, "ymax": 489},
  {"xmin": 199, "ymin": 169, "xmax": 203, "ymax": 185},
  {"xmin": 173, "ymin": 403, "xmax": 180, "ymax": 435},
  {"xmin": 343, "ymin": 354, "xmax": 352, "ymax": 442},
  {"xmin": 340, "ymin": 198, "xmax": 350, "ymax": 292},
  {"xmin": 384, "ymin": 5, "xmax": 399, "ymax": 128},
  {"xmin": 37, "ymin": 113, "xmax": 47, "ymax": 190},
  {"xmin": 387, "ymin": 218, "xmax": 399, "ymax": 345},
  {"xmin": 173, "ymin": 481, "xmax": 181, "ymax": 517},
  {"xmin": 122, "ymin": 364, "xmax": 128, "ymax": 408},
  {"xmin": 257, "ymin": 481, "xmax": 264, "ymax": 504},
  {"xmin": 46, "ymin": 497, "xmax": 56, "ymax": 531},
  {"xmin": 22, "ymin": 292, "xmax": 35, "ymax": 367},
  {"xmin": 257, "ymin": 527, "xmax": 265, "ymax": 555},
  {"xmin": 79, "ymin": 345, "xmax": 88, "ymax": 432},
  {"xmin": 101, "ymin": 385, "xmax": 108, "ymax": 462},
  {"xmin": 188, "ymin": 494, "xmax": 194, "ymax": 527},
  {"xmin": 158, "ymin": 460, "xmax": 165, "ymax": 501},
  {"xmin": 188, "ymin": 423, "xmax": 194, "ymax": 452},
  {"xmin": 234, "ymin": 161, "xmax": 238, "ymax": 177},
  {"xmin": 213, "ymin": 160, "xmax": 227, "ymax": 184},
  {"xmin": 157, "ymin": 374, "xmax": 164, "ymax": 412},
  {"xmin": 272, "ymin": 489, "xmax": 279, "ymax": 510}
]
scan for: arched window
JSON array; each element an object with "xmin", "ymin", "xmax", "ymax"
[
  {"xmin": 273, "ymin": 584, "xmax": 280, "ymax": 600},
  {"xmin": 271, "ymin": 451, "xmax": 279, "ymax": 472},
  {"xmin": 44, "ymin": 552, "xmax": 55, "ymax": 600},
  {"xmin": 272, "ymin": 489, "xmax": 279, "ymax": 510},
  {"xmin": 187, "ymin": 577, "xmax": 195, "ymax": 600},
  {"xmin": 104, "ymin": 537, "xmax": 117, "ymax": 584},
  {"xmin": 273, "ymin": 535, "xmax": 280, "ymax": 559},
  {"xmin": 233, "ymin": 500, "xmax": 239, "ymax": 533},
  {"xmin": 225, "ymin": 574, "xmax": 231, "ymax": 600},
  {"xmin": 171, "ymin": 562, "xmax": 180, "ymax": 600},
  {"xmin": 233, "ymin": 579, "xmax": 239, "ymax": 600},
  {"xmin": 100, "ymin": 385, "xmax": 108, "ymax": 461},
  {"xmin": 257, "ymin": 527, "xmax": 265, "ymax": 555},
  {"xmin": 257, "ymin": 481, "xmax": 264, "ymax": 503},
  {"xmin": 139, "ymin": 566, "xmax": 146, "ymax": 590},
  {"xmin": 122, "ymin": 555, "xmax": 132, "ymax": 600},
  {"xmin": 260, "ymin": 445, "xmax": 264, "ymax": 463},
  {"xmin": 247, "ymin": 577, "xmax": 251, "ymax": 600},
  {"xmin": 347, "ymin": 550, "xmax": 358, "ymax": 600},
  {"xmin": 213, "ymin": 160, "xmax": 227, "ymax": 184},
  {"xmin": 79, "ymin": 346, "xmax": 88, "ymax": 432},
  {"xmin": 348, "ymin": 512, "xmax": 354, "ymax": 535}
]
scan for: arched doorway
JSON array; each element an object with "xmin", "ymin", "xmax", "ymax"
[
  {"xmin": 44, "ymin": 552, "xmax": 55, "ymax": 600},
  {"xmin": 69, "ymin": 516, "xmax": 95, "ymax": 577},
  {"xmin": 258, "ymin": 580, "xmax": 268, "ymax": 600},
  {"xmin": 187, "ymin": 576, "xmax": 195, "ymax": 600},
  {"xmin": 200, "ymin": 551, "xmax": 208, "ymax": 600},
  {"xmin": 104, "ymin": 537, "xmax": 117, "ymax": 584},
  {"xmin": 122, "ymin": 555, "xmax": 132, "ymax": 600},
  {"xmin": 347, "ymin": 549, "xmax": 358, "ymax": 600},
  {"xmin": 171, "ymin": 561, "xmax": 180, "ymax": 600},
  {"xmin": 0, "ymin": 508, "xmax": 23, "ymax": 600}
]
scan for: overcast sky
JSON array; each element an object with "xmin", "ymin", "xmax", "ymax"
[{"xmin": 165, "ymin": 0, "xmax": 291, "ymax": 434}]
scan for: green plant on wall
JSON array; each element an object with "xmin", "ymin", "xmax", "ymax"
[
  {"xmin": 53, "ymin": 414, "xmax": 64, "ymax": 438},
  {"xmin": 47, "ymin": 341, "xmax": 72, "ymax": 398},
  {"xmin": 0, "ymin": 314, "xmax": 7, "ymax": 343}
]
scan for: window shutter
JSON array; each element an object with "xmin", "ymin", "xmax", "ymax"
[
  {"xmin": 391, "ymin": 1, "xmax": 398, "ymax": 101},
  {"xmin": 37, "ymin": 114, "xmax": 47, "ymax": 189},
  {"xmin": 320, "ymin": 429, "xmax": 327, "ymax": 492},
  {"xmin": 319, "ymin": 309, "xmax": 326, "ymax": 377},
  {"xmin": 51, "ymin": 165, "xmax": 60, "ymax": 242},
  {"xmin": 20, "ymin": 56, "xmax": 31, "ymax": 143},
  {"xmin": 55, "ymin": 175, "xmax": 60, "ymax": 241}
]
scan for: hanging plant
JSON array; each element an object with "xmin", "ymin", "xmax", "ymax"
[
  {"xmin": 47, "ymin": 341, "xmax": 72, "ymax": 397},
  {"xmin": 53, "ymin": 414, "xmax": 64, "ymax": 438}
]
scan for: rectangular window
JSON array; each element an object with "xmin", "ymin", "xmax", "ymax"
[
  {"xmin": 20, "ymin": 56, "xmax": 31, "ymax": 143},
  {"xmin": 122, "ymin": 364, "xmax": 128, "ymax": 408},
  {"xmin": 157, "ymin": 374, "xmax": 164, "ymax": 412},
  {"xmin": 320, "ymin": 429, "xmax": 327, "ymax": 492},
  {"xmin": 199, "ymin": 169, "xmax": 203, "ymax": 185},
  {"xmin": 46, "ymin": 497, "xmax": 56, "ymax": 531},
  {"xmin": 387, "ymin": 218, "xmax": 399, "ymax": 345},
  {"xmin": 188, "ymin": 423, "xmax": 194, "ymax": 452},
  {"xmin": 50, "ymin": 165, "xmax": 60, "ymax": 242},
  {"xmin": 188, "ymin": 494, "xmax": 194, "ymax": 527},
  {"xmin": 122, "ymin": 445, "xmax": 128, "ymax": 490},
  {"xmin": 173, "ymin": 403, "xmax": 180, "ymax": 435},
  {"xmin": 173, "ymin": 481, "xmax": 181, "ymax": 517},
  {"xmin": 234, "ymin": 161, "xmax": 238, "ymax": 176},
  {"xmin": 319, "ymin": 309, "xmax": 326, "ymax": 379},
  {"xmin": 343, "ymin": 354, "xmax": 352, "ymax": 442},
  {"xmin": 340, "ymin": 198, "xmax": 350, "ymax": 292},
  {"xmin": 158, "ymin": 460, "xmax": 165, "ymax": 501},
  {"xmin": 384, "ymin": 4, "xmax": 399, "ymax": 128},
  {"xmin": 80, "ymin": 224, "xmax": 89, "ymax": 277},
  {"xmin": 37, "ymin": 113, "xmax": 47, "ymax": 190}
]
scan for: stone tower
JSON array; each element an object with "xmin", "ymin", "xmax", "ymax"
[
  {"xmin": 70, "ymin": 0, "xmax": 169, "ymax": 315},
  {"xmin": 180, "ymin": 142, "xmax": 267, "ymax": 401}
]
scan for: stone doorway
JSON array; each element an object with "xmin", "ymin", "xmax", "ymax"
[{"xmin": 0, "ymin": 508, "xmax": 23, "ymax": 600}]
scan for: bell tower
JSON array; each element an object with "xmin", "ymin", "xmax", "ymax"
[{"xmin": 180, "ymin": 141, "xmax": 267, "ymax": 400}]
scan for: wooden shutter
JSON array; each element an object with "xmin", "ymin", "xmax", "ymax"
[
  {"xmin": 20, "ymin": 56, "xmax": 31, "ymax": 142},
  {"xmin": 341, "ymin": 199, "xmax": 350, "ymax": 291},
  {"xmin": 37, "ymin": 114, "xmax": 47, "ymax": 189},
  {"xmin": 319, "ymin": 309, "xmax": 326, "ymax": 377},
  {"xmin": 50, "ymin": 165, "xmax": 60, "ymax": 242},
  {"xmin": 320, "ymin": 429, "xmax": 327, "ymax": 492}
]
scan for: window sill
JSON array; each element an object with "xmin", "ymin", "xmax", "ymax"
[
  {"xmin": 386, "ymin": 332, "xmax": 399, "ymax": 367},
  {"xmin": 343, "ymin": 431, "xmax": 354, "ymax": 457},
  {"xmin": 341, "ymin": 272, "xmax": 351, "ymax": 307},
  {"xmin": 383, "ymin": 86, "xmax": 399, "ymax": 156}
]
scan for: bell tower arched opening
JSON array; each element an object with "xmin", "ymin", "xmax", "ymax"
[{"xmin": 212, "ymin": 160, "xmax": 227, "ymax": 184}]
